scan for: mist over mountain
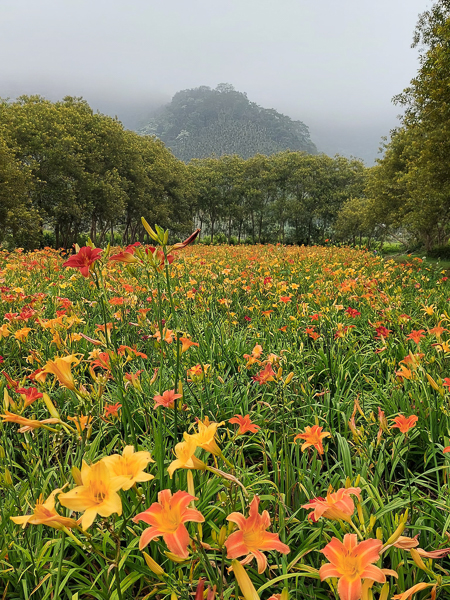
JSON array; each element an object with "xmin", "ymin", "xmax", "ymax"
[
  {"xmin": 138, "ymin": 84, "xmax": 317, "ymax": 161},
  {"xmin": 0, "ymin": 79, "xmax": 389, "ymax": 165}
]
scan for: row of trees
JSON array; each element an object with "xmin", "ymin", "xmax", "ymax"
[
  {"xmin": 0, "ymin": 96, "xmax": 194, "ymax": 249},
  {"xmin": 0, "ymin": 95, "xmax": 369, "ymax": 249},
  {"xmin": 2, "ymin": 3, "xmax": 450, "ymax": 252},
  {"xmin": 189, "ymin": 153, "xmax": 366, "ymax": 245}
]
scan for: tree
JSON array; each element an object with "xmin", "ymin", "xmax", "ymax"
[
  {"xmin": 0, "ymin": 134, "xmax": 39, "ymax": 249},
  {"xmin": 381, "ymin": 0, "xmax": 450, "ymax": 250}
]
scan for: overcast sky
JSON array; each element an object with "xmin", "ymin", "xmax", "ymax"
[{"xmin": 1, "ymin": 0, "xmax": 431, "ymax": 164}]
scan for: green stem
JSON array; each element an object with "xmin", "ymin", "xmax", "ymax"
[
  {"xmin": 164, "ymin": 256, "xmax": 181, "ymax": 445},
  {"xmin": 347, "ymin": 519, "xmax": 364, "ymax": 540},
  {"xmin": 54, "ymin": 529, "xmax": 66, "ymax": 600}
]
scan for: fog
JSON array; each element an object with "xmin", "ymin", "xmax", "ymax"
[{"xmin": 1, "ymin": 0, "xmax": 431, "ymax": 164}]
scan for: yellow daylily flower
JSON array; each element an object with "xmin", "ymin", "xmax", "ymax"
[
  {"xmin": 101, "ymin": 445, "xmax": 155, "ymax": 490},
  {"xmin": 59, "ymin": 460, "xmax": 128, "ymax": 529},
  {"xmin": 11, "ymin": 488, "xmax": 77, "ymax": 530}
]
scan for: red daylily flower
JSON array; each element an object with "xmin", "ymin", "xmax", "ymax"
[
  {"xmin": 16, "ymin": 387, "xmax": 43, "ymax": 407},
  {"xmin": 374, "ymin": 326, "xmax": 391, "ymax": 340},
  {"xmin": 252, "ymin": 363, "xmax": 275, "ymax": 385},
  {"xmin": 63, "ymin": 247, "xmax": 102, "ymax": 277}
]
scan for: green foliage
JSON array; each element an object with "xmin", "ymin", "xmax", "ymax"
[
  {"xmin": 139, "ymin": 84, "xmax": 317, "ymax": 161},
  {"xmin": 368, "ymin": 1, "xmax": 450, "ymax": 252},
  {"xmin": 190, "ymin": 151, "xmax": 367, "ymax": 245},
  {"xmin": 0, "ymin": 96, "xmax": 195, "ymax": 249},
  {"xmin": 0, "ymin": 134, "xmax": 39, "ymax": 250},
  {"xmin": 426, "ymin": 244, "xmax": 450, "ymax": 259}
]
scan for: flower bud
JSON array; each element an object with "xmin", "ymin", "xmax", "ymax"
[
  {"xmin": 379, "ymin": 583, "xmax": 389, "ymax": 600},
  {"xmin": 143, "ymin": 552, "xmax": 166, "ymax": 577},
  {"xmin": 283, "ymin": 372, "xmax": 294, "ymax": 387},
  {"xmin": 218, "ymin": 525, "xmax": 227, "ymax": 548},
  {"xmin": 187, "ymin": 470, "xmax": 195, "ymax": 498},
  {"xmin": 410, "ymin": 548, "xmax": 434, "ymax": 575},
  {"xmin": 3, "ymin": 468, "xmax": 12, "ymax": 486},
  {"xmin": 232, "ymin": 560, "xmax": 260, "ymax": 600},
  {"xmin": 71, "ymin": 466, "xmax": 83, "ymax": 486}
]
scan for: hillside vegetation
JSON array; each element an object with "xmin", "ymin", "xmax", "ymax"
[{"xmin": 138, "ymin": 83, "xmax": 317, "ymax": 161}]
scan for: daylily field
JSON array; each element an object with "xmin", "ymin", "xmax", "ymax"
[{"xmin": 2, "ymin": 224, "xmax": 450, "ymax": 600}]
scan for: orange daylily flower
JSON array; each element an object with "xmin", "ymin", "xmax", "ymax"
[
  {"xmin": 59, "ymin": 460, "xmax": 129, "ymax": 530},
  {"xmin": 40, "ymin": 354, "xmax": 81, "ymax": 391},
  {"xmin": 294, "ymin": 425, "xmax": 331, "ymax": 455},
  {"xmin": 187, "ymin": 363, "xmax": 210, "ymax": 382},
  {"xmin": 192, "ymin": 416, "xmax": 224, "ymax": 456},
  {"xmin": 225, "ymin": 495, "xmax": 290, "ymax": 573},
  {"xmin": 392, "ymin": 414, "xmax": 418, "ymax": 434},
  {"xmin": 101, "ymin": 445, "xmax": 154, "ymax": 490},
  {"xmin": 302, "ymin": 487, "xmax": 361, "ymax": 523},
  {"xmin": 395, "ymin": 365, "xmax": 413, "ymax": 380},
  {"xmin": 399, "ymin": 353, "xmax": 424, "ymax": 368},
  {"xmin": 117, "ymin": 345, "xmax": 147, "ymax": 359},
  {"xmin": 0, "ymin": 324, "xmax": 10, "ymax": 340},
  {"xmin": 153, "ymin": 389, "xmax": 182, "ymax": 409},
  {"xmin": 229, "ymin": 414, "xmax": 260, "ymax": 435},
  {"xmin": 320, "ymin": 534, "xmax": 385, "ymax": 600},
  {"xmin": 0, "ymin": 411, "xmax": 60, "ymax": 433},
  {"xmin": 14, "ymin": 327, "xmax": 32, "ymax": 342},
  {"xmin": 104, "ymin": 403, "xmax": 122, "ymax": 419},
  {"xmin": 153, "ymin": 328, "xmax": 174, "ymax": 344},
  {"xmin": 133, "ymin": 489, "xmax": 205, "ymax": 557},
  {"xmin": 179, "ymin": 337, "xmax": 199, "ymax": 353},
  {"xmin": 124, "ymin": 370, "xmax": 144, "ymax": 390},
  {"xmin": 406, "ymin": 329, "xmax": 426, "ymax": 344},
  {"xmin": 392, "ymin": 536, "xmax": 450, "ymax": 558},
  {"xmin": 167, "ymin": 433, "xmax": 207, "ymax": 478},
  {"xmin": 392, "ymin": 582, "xmax": 434, "ymax": 600},
  {"xmin": 67, "ymin": 414, "xmax": 92, "ymax": 434},
  {"xmin": 11, "ymin": 488, "xmax": 77, "ymax": 530},
  {"xmin": 429, "ymin": 325, "xmax": 447, "ymax": 337}
]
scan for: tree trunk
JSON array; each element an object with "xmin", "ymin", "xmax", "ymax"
[{"xmin": 90, "ymin": 217, "xmax": 97, "ymax": 245}]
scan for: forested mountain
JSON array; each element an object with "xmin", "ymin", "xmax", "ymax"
[{"xmin": 138, "ymin": 84, "xmax": 317, "ymax": 161}]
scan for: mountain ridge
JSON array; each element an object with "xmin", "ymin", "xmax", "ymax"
[{"xmin": 137, "ymin": 83, "xmax": 317, "ymax": 161}]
